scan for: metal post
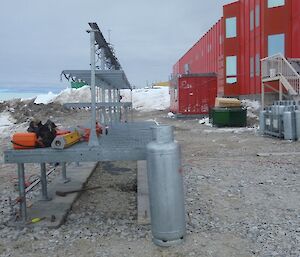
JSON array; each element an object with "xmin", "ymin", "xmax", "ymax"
[
  {"xmin": 39, "ymin": 163, "xmax": 51, "ymax": 201},
  {"xmin": 124, "ymin": 106, "xmax": 128, "ymax": 122},
  {"xmin": 100, "ymin": 87, "xmax": 105, "ymax": 125},
  {"xmin": 108, "ymin": 88, "xmax": 112, "ymax": 123},
  {"xmin": 113, "ymin": 89, "xmax": 117, "ymax": 122},
  {"xmin": 102, "ymin": 87, "xmax": 107, "ymax": 126},
  {"xmin": 279, "ymin": 81, "xmax": 283, "ymax": 101},
  {"xmin": 100, "ymin": 48, "xmax": 105, "ymax": 70},
  {"xmin": 88, "ymin": 29, "xmax": 99, "ymax": 146},
  {"xmin": 130, "ymin": 89, "xmax": 134, "ymax": 121},
  {"xmin": 60, "ymin": 162, "xmax": 70, "ymax": 183},
  {"xmin": 17, "ymin": 163, "xmax": 27, "ymax": 222},
  {"xmin": 117, "ymin": 89, "xmax": 121, "ymax": 122},
  {"xmin": 261, "ymin": 83, "xmax": 265, "ymax": 110}
]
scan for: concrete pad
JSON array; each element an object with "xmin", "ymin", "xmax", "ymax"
[
  {"xmin": 137, "ymin": 160, "xmax": 151, "ymax": 225},
  {"xmin": 26, "ymin": 162, "xmax": 98, "ymax": 228}
]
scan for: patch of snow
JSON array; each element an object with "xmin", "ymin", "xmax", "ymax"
[
  {"xmin": 121, "ymin": 87, "xmax": 170, "ymax": 112},
  {"xmin": 34, "ymin": 92, "xmax": 57, "ymax": 104},
  {"xmin": 0, "ymin": 112, "xmax": 14, "ymax": 129},
  {"xmin": 33, "ymin": 87, "xmax": 92, "ymax": 105},
  {"xmin": 199, "ymin": 117, "xmax": 212, "ymax": 127},
  {"xmin": 167, "ymin": 112, "xmax": 175, "ymax": 118},
  {"xmin": 0, "ymin": 112, "xmax": 26, "ymax": 138},
  {"xmin": 54, "ymin": 86, "xmax": 91, "ymax": 104},
  {"xmin": 241, "ymin": 99, "xmax": 260, "ymax": 119},
  {"xmin": 203, "ymin": 127, "xmax": 257, "ymax": 134}
]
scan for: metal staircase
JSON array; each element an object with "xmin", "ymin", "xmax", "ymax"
[{"xmin": 261, "ymin": 53, "xmax": 300, "ymax": 107}]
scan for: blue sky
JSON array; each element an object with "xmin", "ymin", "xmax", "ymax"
[{"xmin": 0, "ymin": 0, "xmax": 232, "ymax": 91}]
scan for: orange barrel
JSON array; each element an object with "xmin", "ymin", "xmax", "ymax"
[{"xmin": 12, "ymin": 133, "xmax": 37, "ymax": 150}]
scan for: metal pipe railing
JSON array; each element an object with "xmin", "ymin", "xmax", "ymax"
[{"xmin": 261, "ymin": 53, "xmax": 300, "ymax": 95}]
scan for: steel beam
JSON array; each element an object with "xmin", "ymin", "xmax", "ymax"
[
  {"xmin": 88, "ymin": 29, "xmax": 99, "ymax": 147},
  {"xmin": 17, "ymin": 163, "xmax": 27, "ymax": 222},
  {"xmin": 60, "ymin": 162, "xmax": 71, "ymax": 183},
  {"xmin": 39, "ymin": 163, "xmax": 51, "ymax": 201}
]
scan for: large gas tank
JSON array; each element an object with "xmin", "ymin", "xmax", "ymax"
[
  {"xmin": 295, "ymin": 110, "xmax": 300, "ymax": 140},
  {"xmin": 146, "ymin": 125, "xmax": 186, "ymax": 247}
]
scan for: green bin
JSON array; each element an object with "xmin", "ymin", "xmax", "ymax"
[
  {"xmin": 71, "ymin": 82, "xmax": 86, "ymax": 89},
  {"xmin": 211, "ymin": 107, "xmax": 247, "ymax": 127}
]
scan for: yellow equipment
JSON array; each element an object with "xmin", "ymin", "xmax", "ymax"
[{"xmin": 51, "ymin": 130, "xmax": 81, "ymax": 149}]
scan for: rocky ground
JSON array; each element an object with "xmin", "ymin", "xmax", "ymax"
[{"xmin": 0, "ymin": 107, "xmax": 299, "ymax": 257}]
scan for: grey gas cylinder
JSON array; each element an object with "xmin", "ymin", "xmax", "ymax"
[
  {"xmin": 259, "ymin": 110, "xmax": 266, "ymax": 135},
  {"xmin": 283, "ymin": 111, "xmax": 296, "ymax": 140},
  {"xmin": 146, "ymin": 125, "xmax": 186, "ymax": 247},
  {"xmin": 295, "ymin": 110, "xmax": 300, "ymax": 140}
]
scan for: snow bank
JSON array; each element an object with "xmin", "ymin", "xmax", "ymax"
[
  {"xmin": 121, "ymin": 87, "xmax": 170, "ymax": 112},
  {"xmin": 199, "ymin": 117, "xmax": 212, "ymax": 127},
  {"xmin": 54, "ymin": 86, "xmax": 91, "ymax": 104},
  {"xmin": 0, "ymin": 112, "xmax": 27, "ymax": 138},
  {"xmin": 34, "ymin": 86, "xmax": 92, "ymax": 105},
  {"xmin": 32, "ymin": 86, "xmax": 169, "ymax": 112},
  {"xmin": 167, "ymin": 112, "xmax": 175, "ymax": 118},
  {"xmin": 34, "ymin": 92, "xmax": 57, "ymax": 104},
  {"xmin": 241, "ymin": 99, "xmax": 260, "ymax": 119},
  {"xmin": 0, "ymin": 112, "xmax": 14, "ymax": 130}
]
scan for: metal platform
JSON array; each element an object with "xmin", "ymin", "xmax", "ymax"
[
  {"xmin": 61, "ymin": 70, "xmax": 131, "ymax": 90},
  {"xmin": 4, "ymin": 122, "xmax": 156, "ymax": 164},
  {"xmin": 3, "ymin": 122, "xmax": 156, "ymax": 223}
]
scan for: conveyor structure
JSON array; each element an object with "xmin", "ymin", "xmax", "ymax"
[{"xmin": 3, "ymin": 23, "xmax": 155, "ymax": 223}]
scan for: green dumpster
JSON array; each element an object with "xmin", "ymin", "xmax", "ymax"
[{"xmin": 211, "ymin": 107, "xmax": 247, "ymax": 127}]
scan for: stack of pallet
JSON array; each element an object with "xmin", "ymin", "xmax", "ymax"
[{"xmin": 215, "ymin": 98, "xmax": 241, "ymax": 108}]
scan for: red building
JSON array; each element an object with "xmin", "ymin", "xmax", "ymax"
[{"xmin": 172, "ymin": 0, "xmax": 300, "ymax": 101}]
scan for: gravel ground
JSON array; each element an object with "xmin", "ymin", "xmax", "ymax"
[{"xmin": 0, "ymin": 109, "xmax": 299, "ymax": 257}]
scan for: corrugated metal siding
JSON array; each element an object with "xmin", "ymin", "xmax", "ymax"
[
  {"xmin": 292, "ymin": 0, "xmax": 300, "ymax": 57},
  {"xmin": 177, "ymin": 75, "xmax": 217, "ymax": 115},
  {"xmin": 172, "ymin": 0, "xmax": 297, "ymax": 98}
]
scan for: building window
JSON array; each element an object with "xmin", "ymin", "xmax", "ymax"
[
  {"xmin": 250, "ymin": 57, "xmax": 254, "ymax": 78},
  {"xmin": 256, "ymin": 54, "xmax": 260, "ymax": 76},
  {"xmin": 268, "ymin": 0, "xmax": 285, "ymax": 8},
  {"xmin": 255, "ymin": 5, "xmax": 260, "ymax": 27},
  {"xmin": 250, "ymin": 10, "xmax": 254, "ymax": 31},
  {"xmin": 268, "ymin": 33, "xmax": 285, "ymax": 56},
  {"xmin": 184, "ymin": 63, "xmax": 190, "ymax": 74},
  {"xmin": 226, "ymin": 17, "xmax": 237, "ymax": 38},
  {"xmin": 226, "ymin": 56, "xmax": 237, "ymax": 84}
]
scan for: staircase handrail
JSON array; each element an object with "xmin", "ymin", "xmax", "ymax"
[
  {"xmin": 261, "ymin": 53, "xmax": 300, "ymax": 79},
  {"xmin": 261, "ymin": 53, "xmax": 300, "ymax": 94}
]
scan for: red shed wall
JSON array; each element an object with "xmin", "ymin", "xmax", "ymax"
[{"xmin": 177, "ymin": 75, "xmax": 217, "ymax": 115}]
